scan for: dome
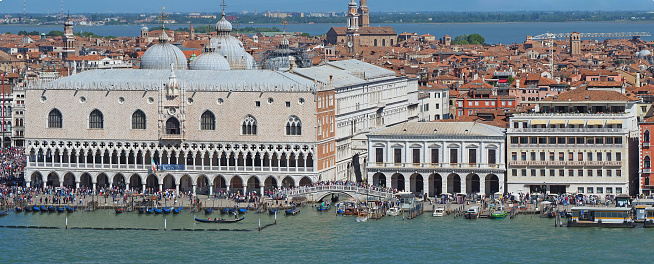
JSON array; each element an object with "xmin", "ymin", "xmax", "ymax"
[
  {"xmin": 639, "ymin": 49, "xmax": 651, "ymax": 57},
  {"xmin": 211, "ymin": 36, "xmax": 256, "ymax": 70},
  {"xmin": 216, "ymin": 12, "xmax": 232, "ymax": 34},
  {"xmin": 141, "ymin": 25, "xmax": 149, "ymax": 31},
  {"xmin": 190, "ymin": 39, "xmax": 231, "ymax": 71},
  {"xmin": 140, "ymin": 32, "xmax": 188, "ymax": 70}
]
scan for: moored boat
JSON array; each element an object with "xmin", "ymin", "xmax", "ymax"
[
  {"xmin": 33, "ymin": 206, "xmax": 40, "ymax": 212},
  {"xmin": 387, "ymin": 207, "xmax": 401, "ymax": 216},
  {"xmin": 269, "ymin": 208, "xmax": 278, "ymax": 215},
  {"xmin": 237, "ymin": 208, "xmax": 247, "ymax": 214},
  {"xmin": 432, "ymin": 207, "xmax": 445, "ymax": 217},
  {"xmin": 205, "ymin": 207, "xmax": 214, "ymax": 214},
  {"xmin": 39, "ymin": 206, "xmax": 47, "ymax": 212},
  {"xmin": 146, "ymin": 208, "xmax": 154, "ymax": 214},
  {"xmin": 0, "ymin": 210, "xmax": 8, "ymax": 216},
  {"xmin": 285, "ymin": 207, "xmax": 300, "ymax": 216},
  {"xmin": 48, "ymin": 206, "xmax": 56, "ymax": 212},
  {"xmin": 24, "ymin": 206, "xmax": 32, "ymax": 212},
  {"xmin": 464, "ymin": 206, "xmax": 480, "ymax": 219},
  {"xmin": 57, "ymin": 207, "xmax": 65, "ymax": 213},
  {"xmin": 173, "ymin": 207, "xmax": 182, "ymax": 214},
  {"xmin": 154, "ymin": 207, "xmax": 162, "ymax": 214},
  {"xmin": 162, "ymin": 207, "xmax": 171, "ymax": 214},
  {"xmin": 490, "ymin": 210, "xmax": 508, "ymax": 219},
  {"xmin": 138, "ymin": 207, "xmax": 146, "ymax": 214},
  {"xmin": 115, "ymin": 208, "xmax": 124, "ymax": 214},
  {"xmin": 356, "ymin": 210, "xmax": 369, "ymax": 222},
  {"xmin": 66, "ymin": 206, "xmax": 76, "ymax": 213},
  {"xmin": 15, "ymin": 207, "xmax": 23, "ymax": 212},
  {"xmin": 567, "ymin": 207, "xmax": 634, "ymax": 227},
  {"xmin": 317, "ymin": 202, "xmax": 331, "ymax": 211},
  {"xmin": 194, "ymin": 216, "xmax": 245, "ymax": 223}
]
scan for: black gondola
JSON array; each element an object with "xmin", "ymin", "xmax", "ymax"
[
  {"xmin": 220, "ymin": 208, "xmax": 230, "ymax": 214},
  {"xmin": 331, "ymin": 195, "xmax": 339, "ymax": 203},
  {"xmin": 115, "ymin": 208, "xmax": 124, "ymax": 214},
  {"xmin": 285, "ymin": 207, "xmax": 300, "ymax": 216},
  {"xmin": 57, "ymin": 207, "xmax": 65, "ymax": 213},
  {"xmin": 138, "ymin": 207, "xmax": 146, "ymax": 214},
  {"xmin": 173, "ymin": 207, "xmax": 182, "ymax": 214},
  {"xmin": 269, "ymin": 208, "xmax": 278, "ymax": 215},
  {"xmin": 48, "ymin": 206, "xmax": 56, "ymax": 212},
  {"xmin": 204, "ymin": 207, "xmax": 214, "ymax": 214},
  {"xmin": 194, "ymin": 216, "xmax": 245, "ymax": 223},
  {"xmin": 39, "ymin": 206, "xmax": 47, "ymax": 212},
  {"xmin": 24, "ymin": 206, "xmax": 32, "ymax": 212},
  {"xmin": 66, "ymin": 206, "xmax": 76, "ymax": 213},
  {"xmin": 15, "ymin": 207, "xmax": 22, "ymax": 212},
  {"xmin": 0, "ymin": 210, "xmax": 8, "ymax": 216}
]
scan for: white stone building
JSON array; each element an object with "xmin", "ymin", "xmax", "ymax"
[
  {"xmin": 506, "ymin": 88, "xmax": 640, "ymax": 196},
  {"xmin": 366, "ymin": 122, "xmax": 506, "ymax": 196}
]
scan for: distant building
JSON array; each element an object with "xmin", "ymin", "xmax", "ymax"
[{"xmin": 325, "ymin": 0, "xmax": 397, "ymax": 52}]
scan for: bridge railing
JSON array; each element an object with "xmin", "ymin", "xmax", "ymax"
[{"xmin": 282, "ymin": 185, "xmax": 394, "ymax": 199}]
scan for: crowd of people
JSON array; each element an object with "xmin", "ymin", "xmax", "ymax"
[{"xmin": 0, "ymin": 147, "xmax": 26, "ymax": 185}]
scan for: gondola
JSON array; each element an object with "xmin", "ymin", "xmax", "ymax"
[
  {"xmin": 32, "ymin": 206, "xmax": 40, "ymax": 212},
  {"xmin": 194, "ymin": 216, "xmax": 245, "ymax": 223},
  {"xmin": 154, "ymin": 207, "xmax": 162, "ymax": 214},
  {"xmin": 15, "ymin": 207, "xmax": 23, "ymax": 212},
  {"xmin": 66, "ymin": 206, "xmax": 76, "ymax": 213},
  {"xmin": 57, "ymin": 207, "xmax": 65, "ymax": 213},
  {"xmin": 237, "ymin": 208, "xmax": 247, "ymax": 214},
  {"xmin": 24, "ymin": 206, "xmax": 32, "ymax": 212},
  {"xmin": 146, "ymin": 208, "xmax": 154, "ymax": 214},
  {"xmin": 115, "ymin": 208, "xmax": 124, "ymax": 214},
  {"xmin": 285, "ymin": 207, "xmax": 300, "ymax": 216},
  {"xmin": 162, "ymin": 207, "xmax": 171, "ymax": 214},
  {"xmin": 268, "ymin": 208, "xmax": 278, "ymax": 215},
  {"xmin": 39, "ymin": 206, "xmax": 47, "ymax": 212},
  {"xmin": 205, "ymin": 207, "xmax": 214, "ymax": 214},
  {"xmin": 0, "ymin": 210, "xmax": 8, "ymax": 216},
  {"xmin": 48, "ymin": 206, "xmax": 56, "ymax": 212},
  {"xmin": 173, "ymin": 206, "xmax": 182, "ymax": 214},
  {"xmin": 316, "ymin": 202, "xmax": 331, "ymax": 212},
  {"xmin": 220, "ymin": 208, "xmax": 230, "ymax": 214},
  {"xmin": 138, "ymin": 207, "xmax": 146, "ymax": 214}
]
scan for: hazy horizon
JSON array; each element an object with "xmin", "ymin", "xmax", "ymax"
[{"xmin": 1, "ymin": 0, "xmax": 654, "ymax": 14}]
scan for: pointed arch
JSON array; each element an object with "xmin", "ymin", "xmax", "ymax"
[
  {"xmin": 132, "ymin": 110, "xmax": 146, "ymax": 129},
  {"xmin": 286, "ymin": 115, "xmax": 302, "ymax": 135},
  {"xmin": 201, "ymin": 110, "xmax": 216, "ymax": 130},
  {"xmin": 89, "ymin": 109, "xmax": 104, "ymax": 129},
  {"xmin": 242, "ymin": 115, "xmax": 257, "ymax": 135},
  {"xmin": 48, "ymin": 108, "xmax": 63, "ymax": 128}
]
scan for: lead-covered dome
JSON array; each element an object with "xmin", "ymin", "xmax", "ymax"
[
  {"xmin": 140, "ymin": 31, "xmax": 188, "ymax": 70},
  {"xmin": 211, "ymin": 11, "xmax": 256, "ymax": 70},
  {"xmin": 190, "ymin": 38, "xmax": 231, "ymax": 71}
]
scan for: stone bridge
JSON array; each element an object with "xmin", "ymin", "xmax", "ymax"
[{"xmin": 282, "ymin": 185, "xmax": 394, "ymax": 202}]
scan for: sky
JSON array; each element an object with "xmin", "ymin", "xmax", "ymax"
[{"xmin": 2, "ymin": 0, "xmax": 654, "ymax": 14}]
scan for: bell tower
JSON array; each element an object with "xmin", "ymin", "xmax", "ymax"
[
  {"xmin": 62, "ymin": 14, "xmax": 76, "ymax": 60},
  {"xmin": 358, "ymin": 0, "xmax": 369, "ymax": 28},
  {"xmin": 346, "ymin": 0, "xmax": 360, "ymax": 54}
]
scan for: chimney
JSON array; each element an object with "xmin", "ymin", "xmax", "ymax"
[
  {"xmin": 637, "ymin": 72, "xmax": 641, "ymax": 88},
  {"xmin": 329, "ymin": 75, "xmax": 333, "ymax": 84},
  {"xmin": 516, "ymin": 78, "xmax": 520, "ymax": 89}
]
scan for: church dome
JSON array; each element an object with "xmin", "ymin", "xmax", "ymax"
[
  {"xmin": 216, "ymin": 12, "xmax": 233, "ymax": 34},
  {"xmin": 190, "ymin": 39, "xmax": 231, "ymax": 71},
  {"xmin": 210, "ymin": 11, "xmax": 256, "ymax": 70},
  {"xmin": 140, "ymin": 31, "xmax": 188, "ymax": 70}
]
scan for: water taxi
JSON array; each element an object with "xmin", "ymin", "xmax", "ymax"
[
  {"xmin": 356, "ymin": 209, "xmax": 369, "ymax": 222},
  {"xmin": 464, "ymin": 206, "xmax": 479, "ymax": 219},
  {"xmin": 644, "ymin": 207, "xmax": 654, "ymax": 228},
  {"xmin": 567, "ymin": 207, "xmax": 634, "ymax": 228},
  {"xmin": 386, "ymin": 207, "xmax": 401, "ymax": 216},
  {"xmin": 432, "ymin": 207, "xmax": 445, "ymax": 217}
]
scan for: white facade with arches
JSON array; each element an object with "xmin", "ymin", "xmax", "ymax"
[{"xmin": 366, "ymin": 122, "xmax": 506, "ymax": 196}]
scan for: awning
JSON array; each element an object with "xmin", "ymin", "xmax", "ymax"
[
  {"xmin": 530, "ymin": 120, "xmax": 547, "ymax": 125},
  {"xmin": 549, "ymin": 120, "xmax": 566, "ymax": 125},
  {"xmin": 606, "ymin": 119, "xmax": 622, "ymax": 125},
  {"xmin": 587, "ymin": 120, "xmax": 604, "ymax": 126},
  {"xmin": 568, "ymin": 120, "xmax": 585, "ymax": 125},
  {"xmin": 498, "ymin": 79, "xmax": 508, "ymax": 83}
]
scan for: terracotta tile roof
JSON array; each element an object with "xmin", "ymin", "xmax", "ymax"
[
  {"xmin": 540, "ymin": 87, "xmax": 634, "ymax": 102},
  {"xmin": 459, "ymin": 78, "xmax": 493, "ymax": 89},
  {"xmin": 587, "ymin": 80, "xmax": 622, "ymax": 87}
]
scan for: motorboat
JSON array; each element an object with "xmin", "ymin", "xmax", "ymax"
[
  {"xmin": 432, "ymin": 207, "xmax": 445, "ymax": 217},
  {"xmin": 387, "ymin": 207, "xmax": 401, "ymax": 216},
  {"xmin": 285, "ymin": 207, "xmax": 300, "ymax": 216},
  {"xmin": 356, "ymin": 210, "xmax": 369, "ymax": 222},
  {"xmin": 464, "ymin": 206, "xmax": 480, "ymax": 219}
]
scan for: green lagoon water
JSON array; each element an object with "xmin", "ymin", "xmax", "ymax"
[{"xmin": 0, "ymin": 208, "xmax": 651, "ymax": 263}]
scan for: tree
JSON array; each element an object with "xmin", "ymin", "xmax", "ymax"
[
  {"xmin": 466, "ymin": 34, "xmax": 485, "ymax": 45},
  {"xmin": 452, "ymin": 34, "xmax": 468, "ymax": 45},
  {"xmin": 47, "ymin": 31, "xmax": 64, "ymax": 36}
]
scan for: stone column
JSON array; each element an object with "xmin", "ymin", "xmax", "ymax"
[
  {"xmin": 260, "ymin": 186, "xmax": 264, "ymax": 195},
  {"xmin": 209, "ymin": 185, "xmax": 213, "ymax": 196},
  {"xmin": 76, "ymin": 181, "xmax": 80, "ymax": 189},
  {"xmin": 442, "ymin": 179, "xmax": 448, "ymax": 196},
  {"xmin": 404, "ymin": 177, "xmax": 411, "ymax": 192},
  {"xmin": 159, "ymin": 183, "xmax": 163, "ymax": 192},
  {"xmin": 142, "ymin": 184, "xmax": 146, "ymax": 194},
  {"xmin": 192, "ymin": 184, "xmax": 197, "ymax": 196},
  {"xmin": 175, "ymin": 183, "xmax": 179, "ymax": 196},
  {"xmin": 92, "ymin": 182, "xmax": 97, "ymax": 193},
  {"xmin": 480, "ymin": 176, "xmax": 486, "ymax": 196},
  {"xmin": 226, "ymin": 184, "xmax": 230, "ymax": 193}
]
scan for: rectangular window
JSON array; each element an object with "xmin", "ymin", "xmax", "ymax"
[
  {"xmin": 549, "ymin": 152, "xmax": 554, "ymax": 161},
  {"xmin": 568, "ymin": 137, "xmax": 575, "ymax": 144},
  {"xmin": 450, "ymin": 149, "xmax": 458, "ymax": 164},
  {"xmin": 616, "ymin": 187, "xmax": 623, "ymax": 194},
  {"xmin": 530, "ymin": 152, "xmax": 536, "ymax": 161},
  {"xmin": 394, "ymin": 149, "xmax": 401, "ymax": 164},
  {"xmin": 578, "ymin": 152, "xmax": 583, "ymax": 161},
  {"xmin": 512, "ymin": 169, "xmax": 518, "ymax": 177},
  {"xmin": 531, "ymin": 169, "xmax": 536, "ymax": 177},
  {"xmin": 587, "ymin": 152, "xmax": 592, "ymax": 161},
  {"xmin": 488, "ymin": 149, "xmax": 496, "ymax": 164},
  {"xmin": 549, "ymin": 137, "xmax": 556, "ymax": 144},
  {"xmin": 559, "ymin": 170, "xmax": 564, "ymax": 177},
  {"xmin": 578, "ymin": 187, "xmax": 584, "ymax": 193},
  {"xmin": 468, "ymin": 101, "xmax": 473, "ymax": 106},
  {"xmin": 578, "ymin": 170, "xmax": 583, "ymax": 177},
  {"xmin": 596, "ymin": 137, "xmax": 603, "ymax": 145},
  {"xmin": 569, "ymin": 169, "xmax": 574, "ymax": 177},
  {"xmin": 521, "ymin": 152, "xmax": 527, "ymax": 161},
  {"xmin": 511, "ymin": 137, "xmax": 518, "ymax": 144},
  {"xmin": 606, "ymin": 153, "xmax": 612, "ymax": 161},
  {"xmin": 597, "ymin": 153, "xmax": 602, "ymax": 161},
  {"xmin": 468, "ymin": 110, "xmax": 473, "ymax": 115},
  {"xmin": 568, "ymin": 152, "xmax": 573, "ymax": 161},
  {"xmin": 540, "ymin": 169, "xmax": 545, "ymax": 176},
  {"xmin": 511, "ymin": 152, "xmax": 517, "ymax": 161},
  {"xmin": 469, "ymin": 149, "xmax": 477, "ymax": 164},
  {"xmin": 557, "ymin": 137, "xmax": 565, "ymax": 144},
  {"xmin": 412, "ymin": 149, "xmax": 420, "ymax": 164},
  {"xmin": 607, "ymin": 170, "xmax": 612, "ymax": 177},
  {"xmin": 485, "ymin": 101, "xmax": 489, "ymax": 106},
  {"xmin": 587, "ymin": 187, "xmax": 594, "ymax": 194},
  {"xmin": 607, "ymin": 187, "xmax": 613, "ymax": 194},
  {"xmin": 616, "ymin": 170, "xmax": 622, "ymax": 177},
  {"xmin": 540, "ymin": 152, "xmax": 545, "ymax": 161},
  {"xmin": 435, "ymin": 104, "xmax": 440, "ymax": 109},
  {"xmin": 255, "ymin": 101, "xmax": 261, "ymax": 107},
  {"xmin": 559, "ymin": 152, "xmax": 564, "ymax": 161},
  {"xmin": 375, "ymin": 148, "xmax": 383, "ymax": 163},
  {"xmin": 458, "ymin": 110, "xmax": 463, "ymax": 116},
  {"xmin": 616, "ymin": 152, "xmax": 622, "ymax": 161},
  {"xmin": 431, "ymin": 149, "xmax": 439, "ymax": 164},
  {"xmin": 597, "ymin": 169, "xmax": 602, "ymax": 177},
  {"xmin": 474, "ymin": 101, "xmax": 479, "ymax": 106},
  {"xmin": 458, "ymin": 102, "xmax": 463, "ymax": 107},
  {"xmin": 286, "ymin": 101, "xmax": 291, "ymax": 107},
  {"xmin": 502, "ymin": 101, "xmax": 506, "ymax": 106},
  {"xmin": 587, "ymin": 170, "xmax": 593, "ymax": 177},
  {"xmin": 597, "ymin": 187, "xmax": 603, "ymax": 194},
  {"xmin": 615, "ymin": 137, "xmax": 623, "ymax": 144},
  {"xmin": 550, "ymin": 170, "xmax": 555, "ymax": 177},
  {"xmin": 521, "ymin": 169, "xmax": 527, "ymax": 176}
]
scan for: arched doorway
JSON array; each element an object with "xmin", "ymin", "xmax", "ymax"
[
  {"xmin": 63, "ymin": 173, "xmax": 75, "ymax": 188},
  {"xmin": 163, "ymin": 175, "xmax": 176, "ymax": 191},
  {"xmin": 230, "ymin": 176, "xmax": 244, "ymax": 193},
  {"xmin": 447, "ymin": 173, "xmax": 461, "ymax": 194},
  {"xmin": 391, "ymin": 173, "xmax": 405, "ymax": 191},
  {"xmin": 96, "ymin": 173, "xmax": 109, "ymax": 189},
  {"xmin": 197, "ymin": 175, "xmax": 210, "ymax": 194},
  {"xmin": 281, "ymin": 176, "xmax": 294, "ymax": 188},
  {"xmin": 213, "ymin": 175, "xmax": 227, "ymax": 192},
  {"xmin": 466, "ymin": 174, "xmax": 480, "ymax": 194},
  {"xmin": 129, "ymin": 174, "xmax": 142, "ymax": 191},
  {"xmin": 47, "ymin": 172, "xmax": 60, "ymax": 187},
  {"xmin": 247, "ymin": 176, "xmax": 261, "ymax": 193},
  {"xmin": 264, "ymin": 176, "xmax": 277, "ymax": 191},
  {"xmin": 146, "ymin": 174, "xmax": 159, "ymax": 191},
  {"xmin": 429, "ymin": 173, "xmax": 442, "ymax": 197},
  {"xmin": 485, "ymin": 174, "xmax": 499, "ymax": 195},
  {"xmin": 80, "ymin": 173, "xmax": 92, "ymax": 189},
  {"xmin": 31, "ymin": 172, "xmax": 43, "ymax": 188},
  {"xmin": 410, "ymin": 173, "xmax": 424, "ymax": 195},
  {"xmin": 372, "ymin": 172, "xmax": 386, "ymax": 187},
  {"xmin": 299, "ymin": 177, "xmax": 312, "ymax": 186},
  {"xmin": 179, "ymin": 175, "xmax": 193, "ymax": 193},
  {"xmin": 113, "ymin": 174, "xmax": 126, "ymax": 189}
]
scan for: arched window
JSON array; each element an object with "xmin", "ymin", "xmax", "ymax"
[
  {"xmin": 286, "ymin": 115, "xmax": 302, "ymax": 135},
  {"xmin": 48, "ymin": 109, "xmax": 62, "ymax": 128},
  {"xmin": 382, "ymin": 39, "xmax": 386, "ymax": 46},
  {"xmin": 391, "ymin": 39, "xmax": 394, "ymax": 46},
  {"xmin": 132, "ymin": 110, "xmax": 146, "ymax": 130},
  {"xmin": 166, "ymin": 117, "xmax": 180, "ymax": 134},
  {"xmin": 200, "ymin": 110, "xmax": 215, "ymax": 130},
  {"xmin": 89, "ymin": 109, "xmax": 103, "ymax": 129},
  {"xmin": 645, "ymin": 156, "xmax": 651, "ymax": 169},
  {"xmin": 645, "ymin": 130, "xmax": 650, "ymax": 142},
  {"xmin": 374, "ymin": 39, "xmax": 378, "ymax": 46},
  {"xmin": 242, "ymin": 115, "xmax": 257, "ymax": 135}
]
